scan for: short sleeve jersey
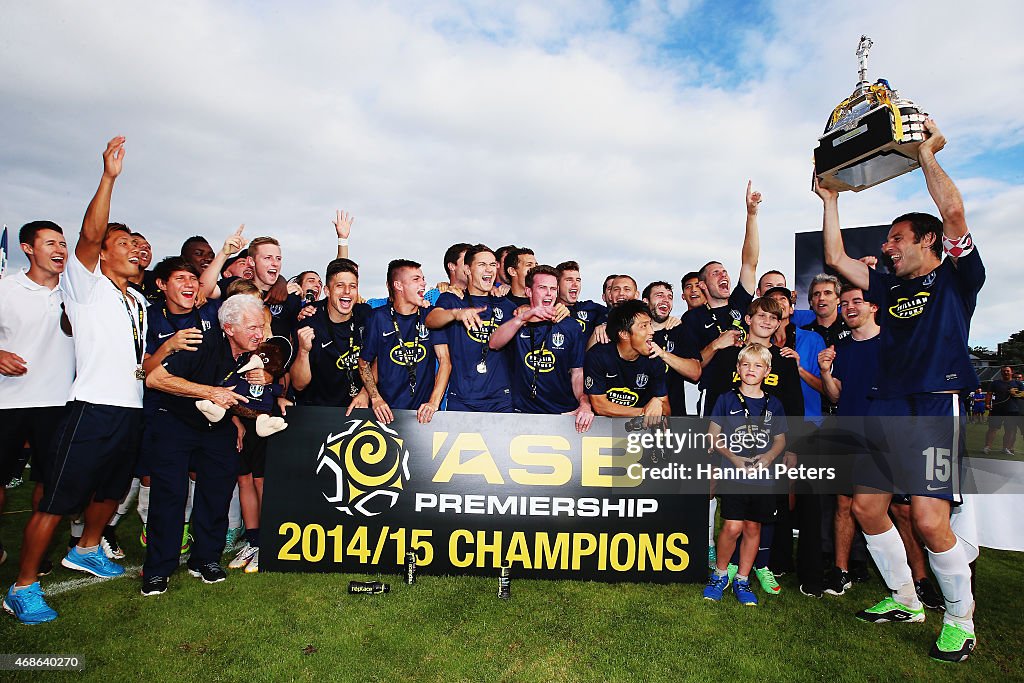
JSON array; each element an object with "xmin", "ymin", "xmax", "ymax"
[
  {"xmin": 681, "ymin": 284, "xmax": 753, "ymax": 391},
  {"xmin": 359, "ymin": 305, "xmax": 446, "ymax": 410},
  {"xmin": 159, "ymin": 333, "xmax": 238, "ymax": 431},
  {"xmin": 710, "ymin": 391, "xmax": 788, "ymax": 472},
  {"xmin": 831, "ymin": 334, "xmax": 882, "ymax": 417},
  {"xmin": 705, "ymin": 345, "xmax": 804, "ymax": 419},
  {"xmin": 435, "ymin": 292, "xmax": 517, "ymax": 405},
  {"xmin": 295, "ymin": 303, "xmax": 371, "ymax": 407},
  {"xmin": 507, "ymin": 318, "xmax": 585, "ymax": 414},
  {"xmin": 584, "ymin": 343, "xmax": 667, "ymax": 408},
  {"xmin": 654, "ymin": 326, "xmax": 701, "ymax": 416},
  {"xmin": 866, "ymin": 249, "xmax": 985, "ymax": 397},
  {"xmin": 568, "ymin": 300, "xmax": 608, "ymax": 336}
]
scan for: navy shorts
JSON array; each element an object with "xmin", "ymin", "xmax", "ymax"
[
  {"xmin": 858, "ymin": 394, "xmax": 965, "ymax": 502},
  {"xmin": 446, "ymin": 394, "xmax": 514, "ymax": 413},
  {"xmin": 38, "ymin": 401, "xmax": 142, "ymax": 516},
  {"xmin": 0, "ymin": 405, "xmax": 67, "ymax": 485}
]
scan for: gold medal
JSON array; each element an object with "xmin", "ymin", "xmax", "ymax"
[{"xmin": 135, "ymin": 365, "xmax": 146, "ymax": 381}]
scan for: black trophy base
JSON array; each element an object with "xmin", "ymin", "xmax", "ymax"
[{"xmin": 815, "ymin": 105, "xmax": 922, "ymax": 192}]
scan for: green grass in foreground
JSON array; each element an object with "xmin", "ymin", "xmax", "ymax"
[{"xmin": 1, "ymin": 484, "xmax": 1021, "ymax": 682}]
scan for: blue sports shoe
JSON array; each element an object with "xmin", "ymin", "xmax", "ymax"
[
  {"xmin": 3, "ymin": 582, "xmax": 58, "ymax": 625},
  {"xmin": 734, "ymin": 578, "xmax": 759, "ymax": 606},
  {"xmin": 703, "ymin": 572, "xmax": 730, "ymax": 601},
  {"xmin": 61, "ymin": 546, "xmax": 125, "ymax": 578}
]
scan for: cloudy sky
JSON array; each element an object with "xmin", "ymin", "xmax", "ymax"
[{"xmin": 1, "ymin": 1, "xmax": 1020, "ymax": 347}]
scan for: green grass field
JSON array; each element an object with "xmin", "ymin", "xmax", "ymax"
[{"xmin": 1, "ymin": 422, "xmax": 1021, "ymax": 682}]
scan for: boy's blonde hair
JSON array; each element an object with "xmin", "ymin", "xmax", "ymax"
[{"xmin": 737, "ymin": 342, "xmax": 772, "ymax": 370}]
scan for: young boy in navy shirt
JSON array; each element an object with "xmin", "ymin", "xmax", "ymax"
[{"xmin": 703, "ymin": 343, "xmax": 788, "ymax": 606}]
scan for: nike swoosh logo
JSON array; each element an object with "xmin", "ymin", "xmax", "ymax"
[
  {"xmin": 704, "ymin": 323, "xmax": 715, "ymax": 329},
  {"xmin": 605, "ymin": 373, "xmax": 617, "ymax": 378},
  {"xmin": 383, "ymin": 330, "xmax": 396, "ymax": 336},
  {"xmin": 729, "ymin": 409, "xmax": 743, "ymax": 414},
  {"xmin": 158, "ymin": 332, "xmax": 174, "ymax": 339},
  {"xmin": 926, "ymin": 484, "xmax": 945, "ymax": 492},
  {"xmin": 321, "ymin": 341, "xmax": 333, "ymax": 348},
  {"xmin": 520, "ymin": 333, "xmax": 531, "ymax": 338}
]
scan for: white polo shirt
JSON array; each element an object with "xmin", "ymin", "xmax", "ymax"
[
  {"xmin": 0, "ymin": 270, "xmax": 76, "ymax": 409},
  {"xmin": 61, "ymin": 254, "xmax": 147, "ymax": 408}
]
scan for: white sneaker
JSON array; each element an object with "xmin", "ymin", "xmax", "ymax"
[
  {"xmin": 243, "ymin": 547, "xmax": 260, "ymax": 574},
  {"xmin": 1004, "ymin": 448, "xmax": 1016, "ymax": 456},
  {"xmin": 983, "ymin": 446, "xmax": 991, "ymax": 455},
  {"xmin": 228, "ymin": 543, "xmax": 257, "ymax": 570}
]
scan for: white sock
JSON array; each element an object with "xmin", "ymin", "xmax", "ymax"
[
  {"xmin": 111, "ymin": 478, "xmax": 141, "ymax": 525},
  {"xmin": 228, "ymin": 485, "xmax": 242, "ymax": 529},
  {"xmin": 184, "ymin": 478, "xmax": 196, "ymax": 523},
  {"xmin": 928, "ymin": 540, "xmax": 975, "ymax": 629},
  {"xmin": 708, "ymin": 498, "xmax": 718, "ymax": 547},
  {"xmin": 70, "ymin": 517, "xmax": 85, "ymax": 538},
  {"xmin": 138, "ymin": 485, "xmax": 151, "ymax": 524},
  {"xmin": 864, "ymin": 525, "xmax": 919, "ymax": 608}
]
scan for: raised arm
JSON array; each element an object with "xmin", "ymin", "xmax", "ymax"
[
  {"xmin": 78, "ymin": 136, "xmax": 126, "ymax": 267},
  {"xmin": 334, "ymin": 210, "xmax": 353, "ymax": 259},
  {"xmin": 814, "ymin": 176, "xmax": 869, "ymax": 290},
  {"xmin": 917, "ymin": 119, "xmax": 967, "ymax": 241},
  {"xmin": 200, "ymin": 224, "xmax": 247, "ymax": 299},
  {"xmin": 738, "ymin": 181, "xmax": 761, "ymax": 294}
]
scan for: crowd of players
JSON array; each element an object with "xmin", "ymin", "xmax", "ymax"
[{"xmin": 0, "ymin": 120, "xmax": 986, "ymax": 662}]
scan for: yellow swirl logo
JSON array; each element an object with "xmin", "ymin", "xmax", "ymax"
[
  {"xmin": 889, "ymin": 291, "xmax": 929, "ymax": 320},
  {"xmin": 606, "ymin": 387, "xmax": 639, "ymax": 407},
  {"xmin": 314, "ymin": 419, "xmax": 410, "ymax": 516},
  {"xmin": 466, "ymin": 319, "xmax": 499, "ymax": 345},
  {"xmin": 389, "ymin": 341, "xmax": 427, "ymax": 366},
  {"xmin": 524, "ymin": 348, "xmax": 556, "ymax": 372},
  {"xmin": 335, "ymin": 345, "xmax": 360, "ymax": 371}
]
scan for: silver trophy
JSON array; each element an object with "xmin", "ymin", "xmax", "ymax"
[{"xmin": 814, "ymin": 36, "xmax": 927, "ymax": 192}]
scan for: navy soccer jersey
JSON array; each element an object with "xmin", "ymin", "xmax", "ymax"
[
  {"xmin": 567, "ymin": 300, "xmax": 608, "ymax": 336},
  {"xmin": 801, "ymin": 317, "xmax": 852, "ymax": 347},
  {"xmin": 359, "ymin": 305, "xmax": 446, "ymax": 410},
  {"xmin": 503, "ymin": 293, "xmax": 530, "ymax": 308},
  {"xmin": 831, "ymin": 334, "xmax": 882, "ymax": 417},
  {"xmin": 508, "ymin": 318, "xmax": 585, "ymax": 414},
  {"xmin": 865, "ymin": 249, "xmax": 984, "ymax": 397},
  {"xmin": 145, "ymin": 299, "xmax": 222, "ymax": 355},
  {"xmin": 710, "ymin": 390, "xmax": 788, "ymax": 475},
  {"xmin": 265, "ymin": 293, "xmax": 305, "ymax": 338},
  {"xmin": 705, "ymin": 344, "xmax": 804, "ymax": 419},
  {"xmin": 295, "ymin": 303, "xmax": 371, "ymax": 407},
  {"xmin": 654, "ymin": 326, "xmax": 701, "ymax": 416},
  {"xmin": 681, "ymin": 284, "xmax": 753, "ymax": 391},
  {"xmin": 584, "ymin": 343, "xmax": 667, "ymax": 409},
  {"xmin": 159, "ymin": 333, "xmax": 239, "ymax": 431},
  {"xmin": 435, "ymin": 292, "xmax": 516, "ymax": 410}
]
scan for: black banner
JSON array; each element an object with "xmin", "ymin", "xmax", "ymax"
[
  {"xmin": 794, "ymin": 224, "xmax": 892, "ymax": 303},
  {"xmin": 261, "ymin": 408, "xmax": 708, "ymax": 583}
]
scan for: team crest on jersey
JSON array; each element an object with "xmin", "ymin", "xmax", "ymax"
[
  {"xmin": 665, "ymin": 340, "xmax": 675, "ymax": 353},
  {"xmin": 585, "ymin": 375, "xmax": 594, "ymax": 389},
  {"xmin": 764, "ymin": 410, "xmax": 773, "ymax": 425},
  {"xmin": 551, "ymin": 332, "xmax": 565, "ymax": 349},
  {"xmin": 606, "ymin": 387, "xmax": 639, "ymax": 407},
  {"xmin": 249, "ymin": 384, "xmax": 264, "ymax": 398},
  {"xmin": 635, "ymin": 373, "xmax": 649, "ymax": 388},
  {"xmin": 525, "ymin": 349, "xmax": 556, "ymax": 373},
  {"xmin": 889, "ymin": 291, "xmax": 930, "ymax": 320},
  {"xmin": 201, "ymin": 319, "xmax": 212, "ymax": 331},
  {"xmin": 269, "ymin": 304, "xmax": 284, "ymax": 316},
  {"xmin": 389, "ymin": 341, "xmax": 427, "ymax": 366},
  {"xmin": 493, "ymin": 307, "xmax": 504, "ymax": 321},
  {"xmin": 416, "ymin": 323, "xmax": 429, "ymax": 339},
  {"xmin": 730, "ymin": 310, "xmax": 742, "ymax": 321},
  {"xmin": 922, "ymin": 271, "xmax": 937, "ymax": 287},
  {"xmin": 578, "ymin": 311, "xmax": 589, "ymax": 321}
]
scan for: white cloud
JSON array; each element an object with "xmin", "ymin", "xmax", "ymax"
[{"xmin": 0, "ymin": 0, "xmax": 1019, "ymax": 347}]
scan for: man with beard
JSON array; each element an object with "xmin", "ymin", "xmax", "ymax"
[
  {"xmin": 140, "ymin": 294, "xmax": 267, "ymax": 595},
  {"xmin": 585, "ymin": 300, "xmax": 669, "ymax": 424},
  {"xmin": 643, "ymin": 281, "xmax": 700, "ymax": 415},
  {"xmin": 817, "ymin": 119, "xmax": 983, "ymax": 662},
  {"xmin": 555, "ymin": 260, "xmax": 607, "ymax": 337},
  {"xmin": 5, "ymin": 137, "xmax": 146, "ymax": 624},
  {"xmin": 682, "ymin": 182, "xmax": 761, "ymax": 416},
  {"xmin": 587, "ymin": 275, "xmax": 642, "ymax": 349},
  {"xmin": 292, "ymin": 258, "xmax": 372, "ymax": 408},
  {"xmin": 428, "ymin": 245, "xmax": 517, "ymax": 412},
  {"xmin": 359, "ymin": 259, "xmax": 451, "ymax": 425},
  {"xmin": 489, "ymin": 265, "xmax": 593, "ymax": 432},
  {"xmin": 0, "ymin": 222, "xmax": 74, "ymax": 570},
  {"xmin": 502, "ymin": 247, "xmax": 537, "ymax": 308}
]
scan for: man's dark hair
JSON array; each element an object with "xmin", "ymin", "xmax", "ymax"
[
  {"xmin": 19, "ymin": 220, "xmax": 63, "ymax": 245},
  {"xmin": 443, "ymin": 242, "xmax": 472, "ymax": 280},
  {"xmin": 680, "ymin": 271, "xmax": 700, "ymax": 288},
  {"xmin": 891, "ymin": 212, "xmax": 943, "ymax": 258},
  {"xmin": 495, "ymin": 244, "xmax": 517, "ymax": 266},
  {"xmin": 386, "ymin": 259, "xmax": 421, "ymax": 299},
  {"xmin": 130, "ymin": 231, "xmax": 147, "ymax": 240},
  {"xmin": 602, "ymin": 274, "xmax": 619, "ymax": 290},
  {"xmin": 697, "ymin": 260, "xmax": 723, "ymax": 281},
  {"xmin": 153, "ymin": 256, "xmax": 199, "ymax": 283},
  {"xmin": 503, "ymin": 247, "xmax": 535, "ymax": 281},
  {"xmin": 747, "ymin": 296, "xmax": 784, "ymax": 320},
  {"xmin": 463, "ymin": 244, "xmax": 495, "ymax": 269},
  {"xmin": 326, "ymin": 258, "xmax": 359, "ymax": 283},
  {"xmin": 180, "ymin": 235, "xmax": 210, "ymax": 256},
  {"xmin": 104, "ymin": 222, "xmax": 131, "ymax": 245},
  {"xmin": 839, "ymin": 282, "xmax": 865, "ymax": 297},
  {"xmin": 525, "ymin": 264, "xmax": 559, "ymax": 289},
  {"xmin": 607, "ymin": 300, "xmax": 652, "ymax": 341},
  {"xmin": 757, "ymin": 269, "xmax": 786, "ymax": 292},
  {"xmin": 642, "ymin": 280, "xmax": 673, "ymax": 301},
  {"xmin": 556, "ymin": 261, "xmax": 580, "ymax": 276}
]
